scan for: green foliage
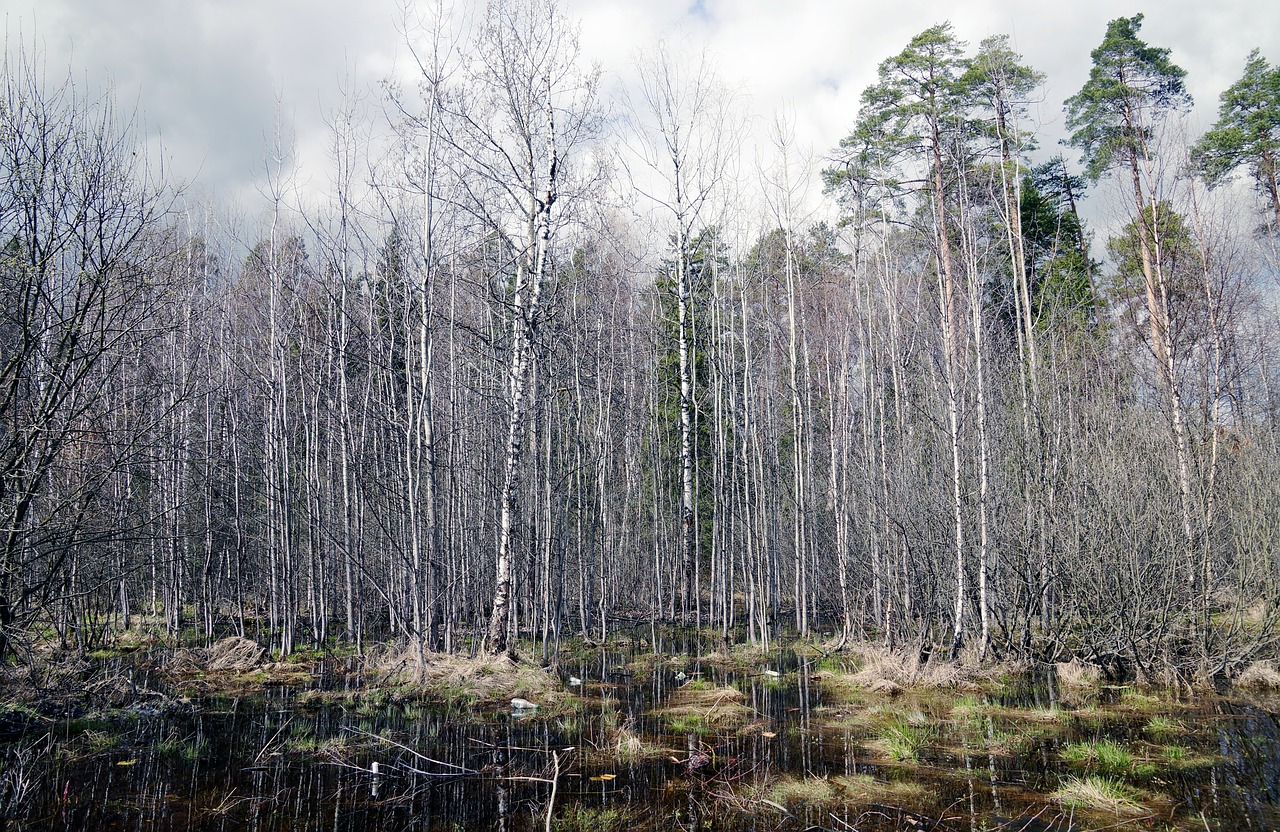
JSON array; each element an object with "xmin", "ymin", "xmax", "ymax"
[
  {"xmin": 1192, "ymin": 49, "xmax": 1280, "ymax": 229},
  {"xmin": 962, "ymin": 34, "xmax": 1045, "ymax": 142},
  {"xmin": 651, "ymin": 225, "xmax": 727, "ymax": 572},
  {"xmin": 1105, "ymin": 201, "xmax": 1206, "ymax": 346},
  {"xmin": 1065, "ymin": 14, "xmax": 1191, "ymax": 181},
  {"xmin": 826, "ymin": 23, "xmax": 969, "ymax": 211},
  {"xmin": 991, "ymin": 158, "xmax": 1099, "ymax": 334}
]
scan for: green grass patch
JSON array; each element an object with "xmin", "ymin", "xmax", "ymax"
[
  {"xmin": 950, "ymin": 694, "xmax": 984, "ymax": 717},
  {"xmin": 552, "ymin": 805, "xmax": 635, "ymax": 832},
  {"xmin": 80, "ymin": 730, "xmax": 121, "ymax": 754},
  {"xmin": 1156, "ymin": 744, "xmax": 1215, "ymax": 769},
  {"xmin": 666, "ymin": 713, "xmax": 713, "ymax": 735},
  {"xmin": 157, "ymin": 735, "xmax": 207, "ymax": 761},
  {"xmin": 1060, "ymin": 740, "xmax": 1134, "ymax": 776},
  {"xmin": 875, "ymin": 719, "xmax": 933, "ymax": 762},
  {"xmin": 763, "ymin": 773, "xmax": 923, "ymax": 807},
  {"xmin": 1118, "ymin": 688, "xmax": 1163, "ymax": 711},
  {"xmin": 1143, "ymin": 715, "xmax": 1186, "ymax": 739}
]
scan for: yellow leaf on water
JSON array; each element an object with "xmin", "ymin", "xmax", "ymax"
[
  {"xmin": 589, "ymin": 773, "xmax": 617, "ymax": 781},
  {"xmin": 116, "ymin": 759, "xmax": 137, "ymax": 766}
]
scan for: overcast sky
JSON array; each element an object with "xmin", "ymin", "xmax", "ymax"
[{"xmin": 5, "ymin": 0, "xmax": 1279, "ymax": 216}]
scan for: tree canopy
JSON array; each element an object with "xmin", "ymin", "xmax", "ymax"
[{"xmin": 1064, "ymin": 14, "xmax": 1192, "ymax": 181}]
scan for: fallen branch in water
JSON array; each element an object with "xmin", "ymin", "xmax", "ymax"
[{"xmin": 342, "ymin": 726, "xmax": 478, "ymax": 776}]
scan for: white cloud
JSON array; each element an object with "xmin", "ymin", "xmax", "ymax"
[{"xmin": 3, "ymin": 0, "xmax": 1278, "ymax": 226}]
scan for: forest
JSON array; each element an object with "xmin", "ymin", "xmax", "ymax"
[{"xmin": 2, "ymin": 1, "xmax": 1279, "ymax": 687}]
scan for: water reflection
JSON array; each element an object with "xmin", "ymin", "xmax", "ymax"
[{"xmin": 3, "ymin": 650, "xmax": 1280, "ymax": 830}]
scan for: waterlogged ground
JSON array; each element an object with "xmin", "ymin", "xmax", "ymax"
[{"xmin": 3, "ymin": 647, "xmax": 1280, "ymax": 831}]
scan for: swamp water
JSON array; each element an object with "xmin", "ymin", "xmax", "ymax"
[{"xmin": 3, "ymin": 650, "xmax": 1279, "ymax": 831}]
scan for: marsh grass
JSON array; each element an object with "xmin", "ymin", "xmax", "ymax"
[
  {"xmin": 1017, "ymin": 705, "xmax": 1066, "ymax": 723},
  {"xmin": 666, "ymin": 713, "xmax": 713, "ymax": 735},
  {"xmin": 157, "ymin": 735, "xmax": 206, "ymax": 761},
  {"xmin": 657, "ymin": 684, "xmax": 750, "ymax": 734},
  {"xmin": 875, "ymin": 719, "xmax": 933, "ymax": 762},
  {"xmin": 1143, "ymin": 715, "xmax": 1186, "ymax": 739},
  {"xmin": 1055, "ymin": 659, "xmax": 1103, "ymax": 688},
  {"xmin": 976, "ymin": 724, "xmax": 1035, "ymax": 756},
  {"xmin": 552, "ymin": 805, "xmax": 635, "ymax": 832},
  {"xmin": 1051, "ymin": 776, "xmax": 1147, "ymax": 815},
  {"xmin": 1060, "ymin": 740, "xmax": 1133, "ymax": 775},
  {"xmin": 699, "ymin": 644, "xmax": 770, "ymax": 670},
  {"xmin": 1155, "ymin": 743, "xmax": 1215, "ymax": 769},
  {"xmin": 79, "ymin": 730, "xmax": 121, "ymax": 754},
  {"xmin": 365, "ymin": 645, "xmax": 565, "ymax": 710},
  {"xmin": 950, "ymin": 694, "xmax": 985, "ymax": 719},
  {"xmin": 611, "ymin": 725, "xmax": 662, "ymax": 762},
  {"xmin": 1235, "ymin": 660, "xmax": 1280, "ymax": 689},
  {"xmin": 762, "ymin": 773, "xmax": 923, "ymax": 807},
  {"xmin": 825, "ymin": 643, "xmax": 997, "ymax": 692},
  {"xmin": 1118, "ymin": 688, "xmax": 1163, "ymax": 711}
]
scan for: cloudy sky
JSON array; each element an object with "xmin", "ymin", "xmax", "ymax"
[{"xmin": 5, "ymin": 0, "xmax": 1279, "ymax": 212}]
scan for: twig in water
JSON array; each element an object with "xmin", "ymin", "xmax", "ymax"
[{"xmin": 342, "ymin": 726, "xmax": 477, "ymax": 776}]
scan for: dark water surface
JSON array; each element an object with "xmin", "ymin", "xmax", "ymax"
[{"xmin": 3, "ymin": 649, "xmax": 1280, "ymax": 831}]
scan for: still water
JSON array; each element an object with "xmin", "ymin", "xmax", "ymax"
[{"xmin": 3, "ymin": 649, "xmax": 1279, "ymax": 831}]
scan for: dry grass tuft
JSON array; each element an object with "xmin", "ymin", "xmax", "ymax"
[
  {"xmin": 168, "ymin": 636, "xmax": 265, "ymax": 676},
  {"xmin": 365, "ymin": 642, "xmax": 561, "ymax": 706},
  {"xmin": 610, "ymin": 725, "xmax": 663, "ymax": 761},
  {"xmin": 207, "ymin": 637, "xmax": 266, "ymax": 671},
  {"xmin": 867, "ymin": 678, "xmax": 903, "ymax": 696},
  {"xmin": 1051, "ymin": 775, "xmax": 1147, "ymax": 816},
  {"xmin": 1235, "ymin": 660, "xmax": 1280, "ymax": 689},
  {"xmin": 819, "ymin": 643, "xmax": 990, "ymax": 696},
  {"xmin": 1055, "ymin": 658, "xmax": 1103, "ymax": 688},
  {"xmin": 657, "ymin": 683, "xmax": 751, "ymax": 731}
]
